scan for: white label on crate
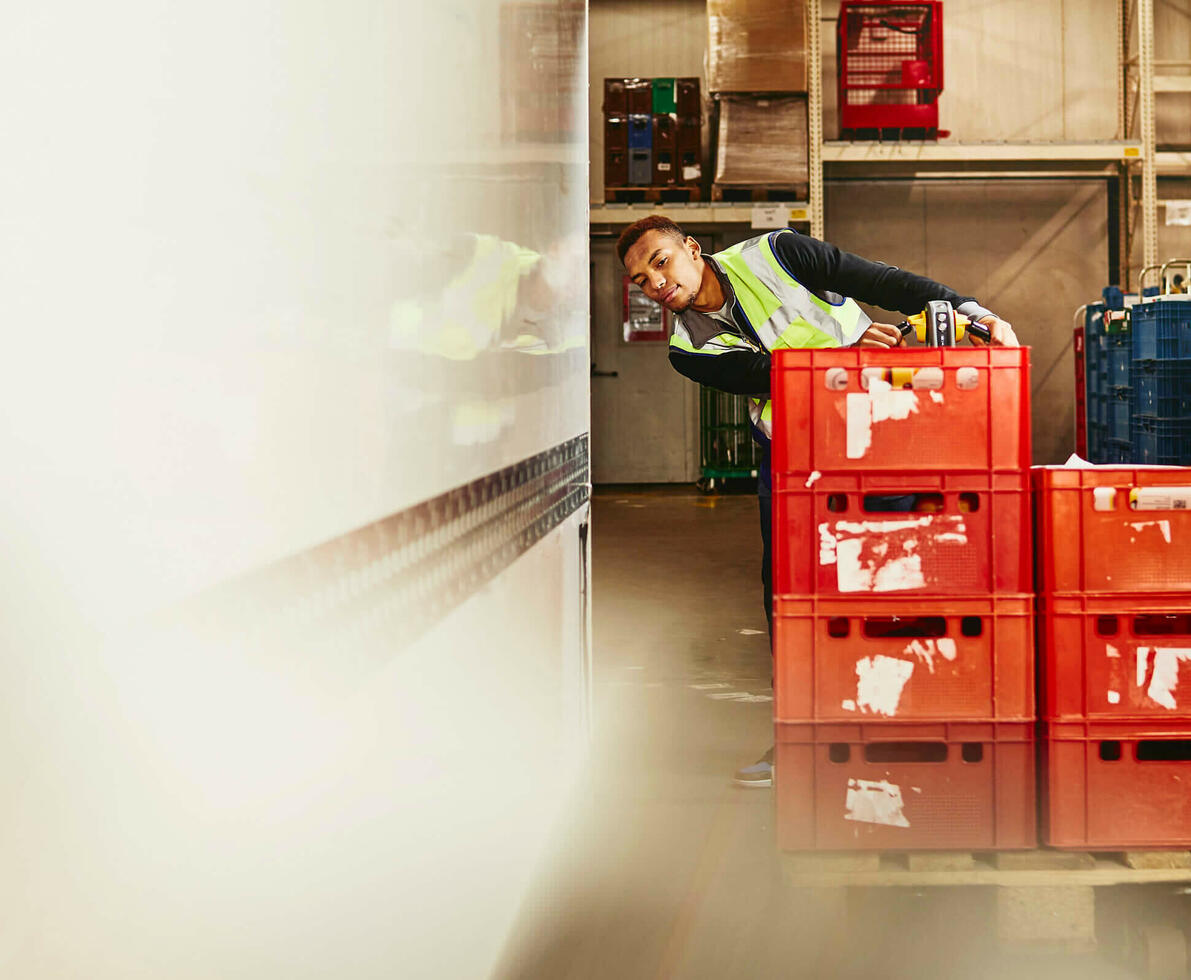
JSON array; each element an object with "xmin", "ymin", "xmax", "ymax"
[
  {"xmin": 827, "ymin": 516, "xmax": 967, "ymax": 593},
  {"xmin": 1129, "ymin": 519, "xmax": 1173, "ymax": 543},
  {"xmin": 682, "ymin": 165, "xmax": 701, "ymax": 181},
  {"xmin": 845, "ymin": 778, "xmax": 911, "ymax": 828},
  {"xmin": 1131, "ymin": 487, "xmax": 1191, "ymax": 511},
  {"xmin": 805, "ymin": 470, "xmax": 822, "ymax": 489},
  {"xmin": 657, "ymin": 162, "xmax": 671, "ymax": 172},
  {"xmin": 1106, "ymin": 643, "xmax": 1120, "ymax": 659},
  {"xmin": 845, "ymin": 382, "xmax": 919, "ymax": 459},
  {"xmin": 905, "ymin": 637, "xmax": 958, "ymax": 674},
  {"xmin": 1140, "ymin": 646, "xmax": 1191, "ymax": 709},
  {"xmin": 819, "ymin": 523, "xmax": 838, "ymax": 565},
  {"xmin": 1093, "ymin": 486, "xmax": 1117, "ymax": 511},
  {"xmin": 1107, "ymin": 690, "xmax": 1121, "ymax": 704},
  {"xmin": 911, "ymin": 367, "xmax": 944, "ymax": 390},
  {"xmin": 853, "ymin": 655, "xmax": 915, "ymax": 716},
  {"xmin": 956, "ymin": 367, "xmax": 980, "ymax": 390}
]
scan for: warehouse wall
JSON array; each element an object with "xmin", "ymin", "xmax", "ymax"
[
  {"xmin": 825, "ymin": 180, "xmax": 1107, "ymax": 465},
  {"xmin": 0, "ymin": 2, "xmax": 589, "ymax": 978}
]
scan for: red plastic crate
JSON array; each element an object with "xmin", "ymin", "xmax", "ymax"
[
  {"xmin": 773, "ymin": 594, "xmax": 1034, "ymax": 723},
  {"xmin": 772, "ymin": 471, "xmax": 1032, "ymax": 597},
  {"xmin": 776, "ymin": 720, "xmax": 1036, "ymax": 851},
  {"xmin": 771, "ymin": 347, "xmax": 1031, "ymax": 475},
  {"xmin": 1043, "ymin": 718, "xmax": 1191, "ymax": 849},
  {"xmin": 1033, "ymin": 466, "xmax": 1191, "ymax": 594},
  {"xmin": 1038, "ymin": 592, "xmax": 1191, "ymax": 721}
]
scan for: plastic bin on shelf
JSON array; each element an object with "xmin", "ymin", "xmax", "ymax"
[
  {"xmin": 1131, "ymin": 299, "xmax": 1191, "ymax": 360},
  {"xmin": 1133, "ymin": 358, "xmax": 1191, "ymax": 418},
  {"xmin": 776, "ymin": 719, "xmax": 1036, "ymax": 851},
  {"xmin": 1107, "ymin": 344, "xmax": 1132, "ymax": 387},
  {"xmin": 770, "ymin": 347, "xmax": 1030, "ymax": 476},
  {"xmin": 772, "ymin": 470, "xmax": 1032, "ymax": 597},
  {"xmin": 1043, "ymin": 718, "xmax": 1191, "ymax": 849},
  {"xmin": 1133, "ymin": 415, "xmax": 1191, "ymax": 466},
  {"xmin": 773, "ymin": 594, "xmax": 1034, "ymax": 723},
  {"xmin": 1107, "ymin": 392, "xmax": 1132, "ymax": 441},
  {"xmin": 1038, "ymin": 592, "xmax": 1191, "ymax": 721},
  {"xmin": 1032, "ymin": 466, "xmax": 1191, "ymax": 594}
]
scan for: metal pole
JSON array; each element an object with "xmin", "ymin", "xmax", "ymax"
[
  {"xmin": 1139, "ymin": 0, "xmax": 1158, "ymax": 273},
  {"xmin": 807, "ymin": 0, "xmax": 824, "ymax": 239}
]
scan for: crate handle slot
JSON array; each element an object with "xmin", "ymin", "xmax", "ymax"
[
  {"xmin": 864, "ymin": 742, "xmax": 948, "ymax": 764},
  {"xmin": 1137, "ymin": 740, "xmax": 1191, "ymax": 762},
  {"xmin": 861, "ymin": 492, "xmax": 942, "ymax": 513},
  {"xmin": 1099, "ymin": 740, "xmax": 1122, "ymax": 761},
  {"xmin": 1133, "ymin": 613, "xmax": 1191, "ymax": 636},
  {"xmin": 862, "ymin": 616, "xmax": 946, "ymax": 638}
]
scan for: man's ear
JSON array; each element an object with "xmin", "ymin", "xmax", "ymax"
[{"xmin": 686, "ymin": 235, "xmax": 701, "ymax": 260}]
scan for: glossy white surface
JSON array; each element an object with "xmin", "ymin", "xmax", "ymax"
[
  {"xmin": 0, "ymin": 3, "xmax": 590, "ymax": 977},
  {"xmin": 1, "ymin": 0, "xmax": 589, "ymax": 619}
]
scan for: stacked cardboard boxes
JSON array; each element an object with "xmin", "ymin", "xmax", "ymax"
[{"xmin": 707, "ymin": 0, "xmax": 809, "ymax": 199}]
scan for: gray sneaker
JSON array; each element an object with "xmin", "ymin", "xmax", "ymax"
[{"xmin": 733, "ymin": 747, "xmax": 774, "ymax": 788}]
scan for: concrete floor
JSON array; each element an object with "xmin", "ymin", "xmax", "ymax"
[{"xmin": 495, "ymin": 487, "xmax": 1166, "ymax": 980}]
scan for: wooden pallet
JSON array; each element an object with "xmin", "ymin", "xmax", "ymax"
[
  {"xmin": 711, "ymin": 183, "xmax": 808, "ymax": 203},
  {"xmin": 604, "ymin": 185, "xmax": 702, "ymax": 204},
  {"xmin": 780, "ymin": 850, "xmax": 1191, "ymax": 963}
]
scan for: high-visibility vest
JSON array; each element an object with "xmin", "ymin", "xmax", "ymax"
[{"xmin": 670, "ymin": 230, "xmax": 871, "ymax": 441}]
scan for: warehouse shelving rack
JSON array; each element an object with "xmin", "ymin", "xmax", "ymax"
[{"xmin": 591, "ymin": 0, "xmax": 1183, "ymax": 293}]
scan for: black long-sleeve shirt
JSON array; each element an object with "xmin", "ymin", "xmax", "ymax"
[{"xmin": 668, "ymin": 230, "xmax": 992, "ymax": 396}]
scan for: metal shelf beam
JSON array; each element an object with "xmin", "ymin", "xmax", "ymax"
[{"xmin": 590, "ymin": 202, "xmax": 809, "ymax": 226}]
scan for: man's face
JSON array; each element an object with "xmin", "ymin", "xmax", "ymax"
[{"xmin": 622, "ymin": 230, "xmax": 702, "ymax": 313}]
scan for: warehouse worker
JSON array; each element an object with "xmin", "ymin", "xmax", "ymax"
[{"xmin": 617, "ymin": 215, "xmax": 1018, "ymax": 788}]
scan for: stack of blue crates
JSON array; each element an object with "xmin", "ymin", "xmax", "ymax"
[
  {"xmin": 1131, "ymin": 298, "xmax": 1191, "ymax": 464},
  {"xmin": 1084, "ymin": 287, "xmax": 1135, "ymax": 463},
  {"xmin": 1083, "ymin": 301, "xmax": 1108, "ymax": 462}
]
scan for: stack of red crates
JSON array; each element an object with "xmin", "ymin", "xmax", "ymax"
[
  {"xmin": 1035, "ymin": 467, "xmax": 1191, "ymax": 848},
  {"xmin": 769, "ymin": 347, "xmax": 1035, "ymax": 850}
]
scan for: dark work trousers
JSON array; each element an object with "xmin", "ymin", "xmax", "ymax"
[{"xmin": 758, "ymin": 484, "xmax": 773, "ymax": 649}]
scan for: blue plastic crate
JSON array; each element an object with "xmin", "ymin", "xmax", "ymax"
[
  {"xmin": 1088, "ymin": 393, "xmax": 1107, "ymax": 427},
  {"xmin": 627, "ymin": 114, "xmax": 653, "ymax": 149},
  {"xmin": 1133, "ymin": 358, "xmax": 1191, "ymax": 417},
  {"xmin": 1132, "ymin": 415, "xmax": 1191, "ymax": 465},
  {"xmin": 1131, "ymin": 300, "xmax": 1191, "ymax": 360},
  {"xmin": 1107, "ymin": 392, "xmax": 1133, "ymax": 440},
  {"xmin": 1102, "ymin": 437, "xmax": 1134, "ymax": 464},
  {"xmin": 1087, "ymin": 421, "xmax": 1106, "ymax": 462},
  {"xmin": 1107, "ymin": 345, "xmax": 1132, "ymax": 386}
]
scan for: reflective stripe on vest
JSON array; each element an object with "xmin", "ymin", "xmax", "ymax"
[{"xmin": 713, "ymin": 231, "xmax": 871, "ymax": 441}]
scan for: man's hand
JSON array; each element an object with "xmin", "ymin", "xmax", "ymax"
[
  {"xmin": 855, "ymin": 322, "xmax": 904, "ymax": 348},
  {"xmin": 968, "ymin": 315, "xmax": 1019, "ymax": 347}
]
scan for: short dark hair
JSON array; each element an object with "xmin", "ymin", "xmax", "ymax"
[{"xmin": 616, "ymin": 215, "xmax": 686, "ymax": 264}]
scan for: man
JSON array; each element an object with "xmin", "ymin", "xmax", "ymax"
[{"xmin": 617, "ymin": 215, "xmax": 1018, "ymax": 787}]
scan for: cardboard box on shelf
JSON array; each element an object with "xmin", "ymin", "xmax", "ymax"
[
  {"xmin": 708, "ymin": 0, "xmax": 807, "ymax": 93},
  {"xmin": 714, "ymin": 95, "xmax": 808, "ymax": 186}
]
